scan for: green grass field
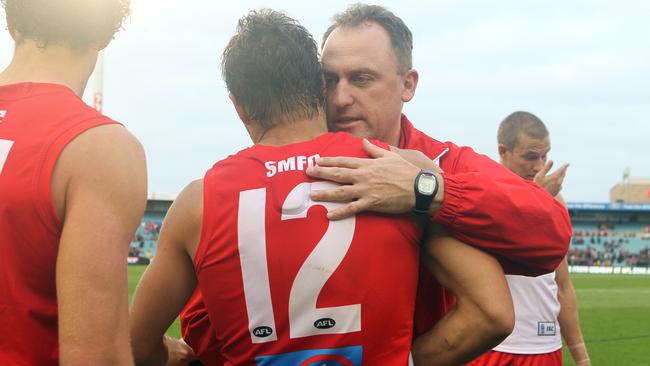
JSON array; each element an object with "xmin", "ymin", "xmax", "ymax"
[{"xmin": 128, "ymin": 266, "xmax": 650, "ymax": 365}]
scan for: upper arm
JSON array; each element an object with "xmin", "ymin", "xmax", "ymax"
[
  {"xmin": 130, "ymin": 179, "xmax": 203, "ymax": 360},
  {"xmin": 423, "ymin": 228, "xmax": 513, "ymax": 326},
  {"xmin": 55, "ymin": 124, "xmax": 147, "ymax": 365}
]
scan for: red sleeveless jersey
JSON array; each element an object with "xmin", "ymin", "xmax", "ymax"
[
  {"xmin": 193, "ymin": 132, "xmax": 421, "ymax": 365},
  {"xmin": 0, "ymin": 82, "xmax": 118, "ymax": 365}
]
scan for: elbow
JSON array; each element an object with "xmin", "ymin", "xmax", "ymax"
[
  {"xmin": 471, "ymin": 299, "xmax": 515, "ymax": 347},
  {"xmin": 481, "ymin": 304, "xmax": 514, "ymax": 346}
]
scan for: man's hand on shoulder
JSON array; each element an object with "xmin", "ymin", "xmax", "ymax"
[
  {"xmin": 306, "ymin": 139, "xmax": 444, "ymax": 219},
  {"xmin": 533, "ymin": 160, "xmax": 569, "ymax": 197}
]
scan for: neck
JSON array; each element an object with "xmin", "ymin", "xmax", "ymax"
[
  {"xmin": 252, "ymin": 111, "xmax": 328, "ymax": 147},
  {"xmin": 0, "ymin": 40, "xmax": 98, "ymax": 96}
]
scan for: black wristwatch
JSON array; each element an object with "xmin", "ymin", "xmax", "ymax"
[{"xmin": 413, "ymin": 170, "xmax": 439, "ymax": 215}]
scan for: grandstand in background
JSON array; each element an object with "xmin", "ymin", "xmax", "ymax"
[
  {"xmin": 129, "ymin": 197, "xmax": 650, "ymax": 271},
  {"xmin": 128, "ymin": 196, "xmax": 172, "ymax": 264}
]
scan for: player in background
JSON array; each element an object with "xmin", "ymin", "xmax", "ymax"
[
  {"xmin": 0, "ymin": 0, "xmax": 146, "ymax": 365},
  {"xmin": 130, "ymin": 9, "xmax": 512, "ymax": 366},
  {"xmin": 467, "ymin": 111, "xmax": 590, "ymax": 366},
  {"xmin": 181, "ymin": 4, "xmax": 571, "ymax": 365}
]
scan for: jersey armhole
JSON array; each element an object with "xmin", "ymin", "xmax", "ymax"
[{"xmin": 35, "ymin": 118, "xmax": 120, "ymax": 235}]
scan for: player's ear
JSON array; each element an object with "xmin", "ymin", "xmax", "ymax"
[
  {"xmin": 6, "ymin": 13, "xmax": 17, "ymax": 40},
  {"xmin": 498, "ymin": 144, "xmax": 508, "ymax": 161},
  {"xmin": 401, "ymin": 69, "xmax": 418, "ymax": 103},
  {"xmin": 229, "ymin": 93, "xmax": 252, "ymax": 125}
]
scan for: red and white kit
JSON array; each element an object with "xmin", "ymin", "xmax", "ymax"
[
  {"xmin": 0, "ymin": 82, "xmax": 117, "ymax": 365},
  {"xmin": 193, "ymin": 132, "xmax": 421, "ymax": 365}
]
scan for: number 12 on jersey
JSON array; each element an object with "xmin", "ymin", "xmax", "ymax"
[
  {"xmin": 237, "ymin": 182, "xmax": 361, "ymax": 343},
  {"xmin": 0, "ymin": 139, "xmax": 14, "ymax": 175}
]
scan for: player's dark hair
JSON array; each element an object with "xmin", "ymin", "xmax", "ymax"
[
  {"xmin": 322, "ymin": 3, "xmax": 413, "ymax": 73},
  {"xmin": 222, "ymin": 9, "xmax": 323, "ymax": 130},
  {"xmin": 1, "ymin": 0, "xmax": 130, "ymax": 49},
  {"xmin": 498, "ymin": 111, "xmax": 549, "ymax": 150}
]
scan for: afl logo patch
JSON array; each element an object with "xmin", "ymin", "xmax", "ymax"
[
  {"xmin": 314, "ymin": 318, "xmax": 336, "ymax": 329},
  {"xmin": 0, "ymin": 110, "xmax": 6, "ymax": 119},
  {"xmin": 252, "ymin": 326, "xmax": 273, "ymax": 338}
]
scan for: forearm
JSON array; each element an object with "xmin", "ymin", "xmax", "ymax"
[
  {"xmin": 559, "ymin": 286, "xmax": 589, "ymax": 364},
  {"xmin": 133, "ymin": 338, "xmax": 169, "ymax": 366},
  {"xmin": 412, "ymin": 301, "xmax": 509, "ymax": 365}
]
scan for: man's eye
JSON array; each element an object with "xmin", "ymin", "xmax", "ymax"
[
  {"xmin": 324, "ymin": 75, "xmax": 338, "ymax": 85},
  {"xmin": 352, "ymin": 74, "xmax": 372, "ymax": 84}
]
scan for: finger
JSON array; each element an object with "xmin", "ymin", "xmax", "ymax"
[
  {"xmin": 310, "ymin": 184, "xmax": 360, "ymax": 202},
  {"xmin": 363, "ymin": 138, "xmax": 390, "ymax": 158},
  {"xmin": 311, "ymin": 156, "xmax": 365, "ymax": 169},
  {"xmin": 557, "ymin": 163, "xmax": 569, "ymax": 175},
  {"xmin": 305, "ymin": 166, "xmax": 356, "ymax": 184},
  {"xmin": 555, "ymin": 163, "xmax": 569, "ymax": 183},
  {"xmin": 541, "ymin": 160, "xmax": 554, "ymax": 175},
  {"xmin": 326, "ymin": 199, "xmax": 368, "ymax": 220}
]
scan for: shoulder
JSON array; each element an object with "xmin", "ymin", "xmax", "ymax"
[
  {"xmin": 54, "ymin": 124, "xmax": 146, "ymax": 216},
  {"xmin": 61, "ymin": 124, "xmax": 144, "ymax": 172}
]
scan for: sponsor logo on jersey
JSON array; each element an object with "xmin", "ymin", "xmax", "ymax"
[
  {"xmin": 537, "ymin": 321, "xmax": 556, "ymax": 336},
  {"xmin": 314, "ymin": 318, "xmax": 336, "ymax": 329},
  {"xmin": 0, "ymin": 110, "xmax": 6, "ymax": 120},
  {"xmin": 265, "ymin": 154, "xmax": 320, "ymax": 178},
  {"xmin": 256, "ymin": 345, "xmax": 362, "ymax": 366},
  {"xmin": 253, "ymin": 326, "xmax": 274, "ymax": 338}
]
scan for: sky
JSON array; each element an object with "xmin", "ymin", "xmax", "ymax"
[{"xmin": 1, "ymin": 0, "xmax": 648, "ymax": 202}]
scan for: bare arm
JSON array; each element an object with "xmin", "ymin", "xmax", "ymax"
[
  {"xmin": 55, "ymin": 125, "xmax": 146, "ymax": 366},
  {"xmin": 129, "ymin": 180, "xmax": 202, "ymax": 366},
  {"xmin": 412, "ymin": 231, "xmax": 514, "ymax": 366},
  {"xmin": 556, "ymin": 257, "xmax": 590, "ymax": 365}
]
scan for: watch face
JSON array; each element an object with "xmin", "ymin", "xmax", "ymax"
[{"xmin": 417, "ymin": 175, "xmax": 436, "ymax": 195}]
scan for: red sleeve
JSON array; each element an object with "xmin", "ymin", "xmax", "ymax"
[
  {"xmin": 433, "ymin": 144, "xmax": 572, "ymax": 276},
  {"xmin": 180, "ymin": 289, "xmax": 226, "ymax": 365}
]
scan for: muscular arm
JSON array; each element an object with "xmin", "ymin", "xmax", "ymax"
[
  {"xmin": 412, "ymin": 231, "xmax": 514, "ymax": 366},
  {"xmin": 55, "ymin": 125, "xmax": 146, "ymax": 366},
  {"xmin": 130, "ymin": 180, "xmax": 202, "ymax": 366}
]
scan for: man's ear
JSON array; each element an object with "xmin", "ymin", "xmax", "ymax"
[
  {"xmin": 229, "ymin": 93, "xmax": 251, "ymax": 125},
  {"xmin": 401, "ymin": 68, "xmax": 419, "ymax": 103},
  {"xmin": 6, "ymin": 13, "xmax": 17, "ymax": 40},
  {"xmin": 498, "ymin": 144, "xmax": 508, "ymax": 161}
]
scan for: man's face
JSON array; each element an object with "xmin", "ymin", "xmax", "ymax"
[
  {"xmin": 500, "ymin": 133, "xmax": 551, "ymax": 180},
  {"xmin": 321, "ymin": 22, "xmax": 417, "ymax": 146}
]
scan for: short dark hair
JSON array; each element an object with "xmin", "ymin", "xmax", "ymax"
[
  {"xmin": 1, "ymin": 0, "xmax": 130, "ymax": 49},
  {"xmin": 498, "ymin": 111, "xmax": 549, "ymax": 150},
  {"xmin": 323, "ymin": 3, "xmax": 413, "ymax": 73},
  {"xmin": 222, "ymin": 9, "xmax": 323, "ymax": 130}
]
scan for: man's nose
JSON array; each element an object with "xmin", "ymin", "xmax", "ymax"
[{"xmin": 329, "ymin": 80, "xmax": 354, "ymax": 109}]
